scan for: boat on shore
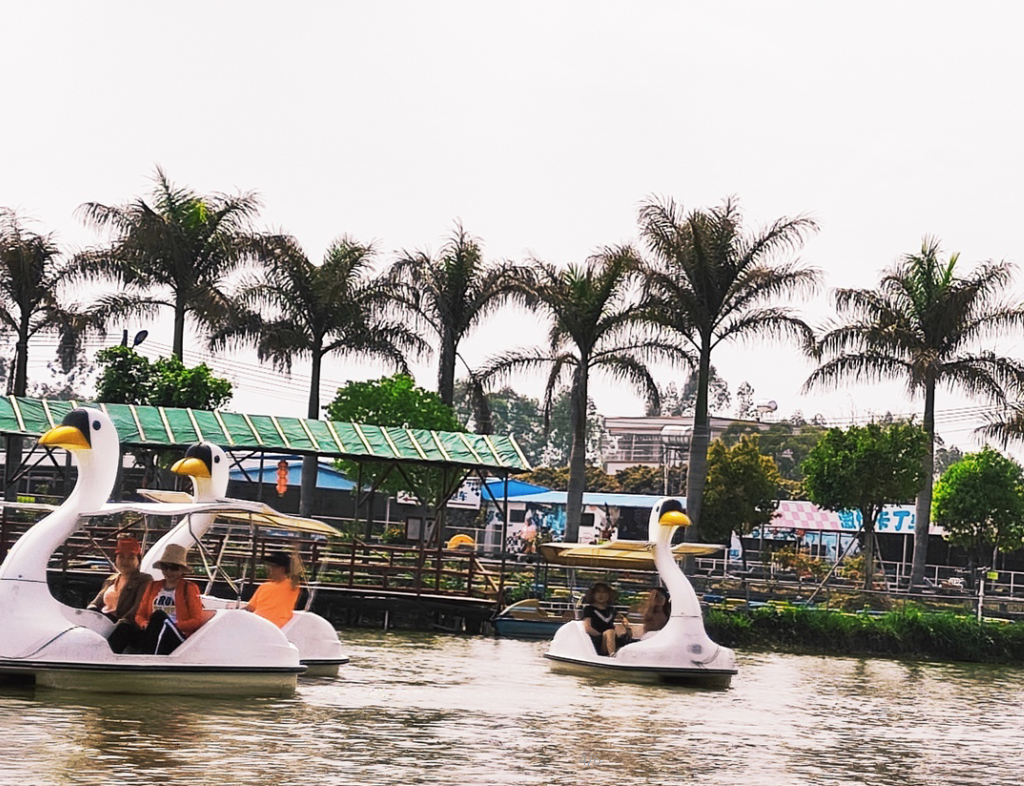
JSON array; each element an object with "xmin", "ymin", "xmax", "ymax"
[
  {"xmin": 0, "ymin": 408, "xmax": 304, "ymax": 696},
  {"xmin": 492, "ymin": 599, "xmax": 573, "ymax": 639}
]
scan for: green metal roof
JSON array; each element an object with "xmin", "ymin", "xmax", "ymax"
[{"xmin": 0, "ymin": 396, "xmax": 531, "ymax": 473}]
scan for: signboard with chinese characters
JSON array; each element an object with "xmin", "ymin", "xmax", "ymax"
[
  {"xmin": 769, "ymin": 500, "xmax": 946, "ymax": 536},
  {"xmin": 396, "ymin": 477, "xmax": 482, "ymax": 510}
]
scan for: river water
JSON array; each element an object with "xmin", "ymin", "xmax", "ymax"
[{"xmin": 0, "ymin": 630, "xmax": 1020, "ymax": 786}]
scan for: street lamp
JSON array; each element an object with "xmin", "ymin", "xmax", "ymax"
[{"xmin": 121, "ymin": 329, "xmax": 149, "ymax": 348}]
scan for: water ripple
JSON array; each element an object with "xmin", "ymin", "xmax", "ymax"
[{"xmin": 0, "ymin": 632, "xmax": 1021, "ymax": 786}]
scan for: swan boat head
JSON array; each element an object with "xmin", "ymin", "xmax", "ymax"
[
  {"xmin": 0, "ymin": 408, "xmax": 121, "ymax": 583},
  {"xmin": 140, "ymin": 442, "xmax": 230, "ymax": 577},
  {"xmin": 171, "ymin": 442, "xmax": 230, "ymax": 502}
]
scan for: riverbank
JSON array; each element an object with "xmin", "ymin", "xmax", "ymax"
[{"xmin": 705, "ymin": 605, "xmax": 1024, "ymax": 666}]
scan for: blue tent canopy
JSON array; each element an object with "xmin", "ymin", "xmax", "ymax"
[{"xmin": 482, "ymin": 478, "xmax": 549, "ymax": 499}]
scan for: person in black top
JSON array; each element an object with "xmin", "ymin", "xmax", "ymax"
[{"xmin": 581, "ymin": 582, "xmax": 632, "ymax": 656}]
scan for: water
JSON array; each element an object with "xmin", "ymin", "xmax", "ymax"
[{"xmin": 1, "ymin": 631, "xmax": 1021, "ymax": 786}]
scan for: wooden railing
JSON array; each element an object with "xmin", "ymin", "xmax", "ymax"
[{"xmin": 312, "ymin": 541, "xmax": 499, "ymax": 600}]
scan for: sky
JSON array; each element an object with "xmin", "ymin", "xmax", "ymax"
[{"xmin": 3, "ymin": 2, "xmax": 1024, "ymax": 454}]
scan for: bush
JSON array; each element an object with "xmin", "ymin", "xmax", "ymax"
[{"xmin": 704, "ymin": 605, "xmax": 1024, "ymax": 665}]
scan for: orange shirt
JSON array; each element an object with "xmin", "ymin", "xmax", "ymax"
[{"xmin": 248, "ymin": 579, "xmax": 300, "ymax": 628}]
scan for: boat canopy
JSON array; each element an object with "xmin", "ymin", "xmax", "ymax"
[
  {"xmin": 539, "ymin": 540, "xmax": 725, "ymax": 570},
  {"xmin": 136, "ymin": 490, "xmax": 340, "ymax": 537},
  {"xmin": 0, "ymin": 396, "xmax": 530, "ymax": 474}
]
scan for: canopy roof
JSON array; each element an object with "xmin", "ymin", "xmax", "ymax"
[
  {"xmin": 136, "ymin": 491, "xmax": 340, "ymax": 536},
  {"xmin": 0, "ymin": 396, "xmax": 530, "ymax": 474},
  {"xmin": 539, "ymin": 540, "xmax": 725, "ymax": 570}
]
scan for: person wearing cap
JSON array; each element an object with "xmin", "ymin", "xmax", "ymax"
[
  {"xmin": 245, "ymin": 551, "xmax": 301, "ymax": 628},
  {"xmin": 87, "ymin": 537, "xmax": 152, "ymax": 624},
  {"xmin": 109, "ymin": 543, "xmax": 207, "ymax": 654}
]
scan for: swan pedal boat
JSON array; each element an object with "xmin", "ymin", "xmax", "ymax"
[
  {"xmin": 134, "ymin": 441, "xmax": 348, "ymax": 676},
  {"xmin": 0, "ymin": 409, "xmax": 307, "ymax": 696},
  {"xmin": 544, "ymin": 498, "xmax": 738, "ymax": 688}
]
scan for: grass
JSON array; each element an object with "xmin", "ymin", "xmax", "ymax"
[{"xmin": 705, "ymin": 605, "xmax": 1024, "ymax": 665}]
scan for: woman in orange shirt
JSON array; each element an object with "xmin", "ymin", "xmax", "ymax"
[
  {"xmin": 246, "ymin": 552, "xmax": 301, "ymax": 628},
  {"xmin": 110, "ymin": 544, "xmax": 206, "ymax": 654}
]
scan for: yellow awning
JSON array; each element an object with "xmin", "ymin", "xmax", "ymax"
[{"xmin": 539, "ymin": 540, "xmax": 724, "ymax": 570}]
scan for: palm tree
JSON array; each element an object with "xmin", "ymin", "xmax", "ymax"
[
  {"xmin": 806, "ymin": 238, "xmax": 1024, "ymax": 586},
  {"xmin": 387, "ymin": 222, "xmax": 530, "ymax": 406},
  {"xmin": 74, "ymin": 166, "xmax": 282, "ymax": 360},
  {"xmin": 0, "ymin": 210, "xmax": 104, "ymax": 498},
  {"xmin": 210, "ymin": 235, "xmax": 428, "ymax": 515},
  {"xmin": 484, "ymin": 248, "xmax": 683, "ymax": 542},
  {"xmin": 637, "ymin": 196, "xmax": 819, "ymax": 543}
]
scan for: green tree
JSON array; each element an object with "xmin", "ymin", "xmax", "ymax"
[
  {"xmin": 74, "ymin": 166, "xmax": 283, "ymax": 360},
  {"xmin": 702, "ymin": 436, "xmax": 782, "ymax": 564},
  {"xmin": 932, "ymin": 447, "xmax": 1024, "ymax": 571},
  {"xmin": 485, "ymin": 249, "xmax": 680, "ymax": 541},
  {"xmin": 95, "ymin": 345, "xmax": 232, "ymax": 409},
  {"xmin": 721, "ymin": 420, "xmax": 826, "ymax": 481},
  {"xmin": 614, "ymin": 464, "xmax": 686, "ymax": 495},
  {"xmin": 520, "ymin": 464, "xmax": 619, "ymax": 493},
  {"xmin": 734, "ymin": 381, "xmax": 756, "ymax": 419},
  {"xmin": 209, "ymin": 235, "xmax": 425, "ymax": 515},
  {"xmin": 638, "ymin": 196, "xmax": 819, "ymax": 545},
  {"xmin": 646, "ymin": 365, "xmax": 731, "ymax": 417},
  {"xmin": 933, "ymin": 442, "xmax": 964, "ymax": 478},
  {"xmin": 94, "ymin": 345, "xmax": 232, "ymax": 493},
  {"xmin": 453, "ymin": 383, "xmax": 606, "ymax": 468},
  {"xmin": 388, "ymin": 223, "xmax": 529, "ymax": 406},
  {"xmin": 0, "ymin": 210, "xmax": 104, "ymax": 499},
  {"xmin": 805, "ymin": 238, "xmax": 1024, "ymax": 587},
  {"xmin": 325, "ymin": 374, "xmax": 464, "ymax": 517},
  {"xmin": 802, "ymin": 422, "xmax": 928, "ymax": 588}
]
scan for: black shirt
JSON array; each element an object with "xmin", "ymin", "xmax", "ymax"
[{"xmin": 582, "ymin": 604, "xmax": 617, "ymax": 635}]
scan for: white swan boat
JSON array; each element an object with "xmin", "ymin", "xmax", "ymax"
[
  {"xmin": 0, "ymin": 408, "xmax": 304, "ymax": 696},
  {"xmin": 544, "ymin": 498, "xmax": 738, "ymax": 687},
  {"xmin": 138, "ymin": 441, "xmax": 348, "ymax": 676}
]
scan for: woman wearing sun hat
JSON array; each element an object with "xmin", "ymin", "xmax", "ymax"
[
  {"xmin": 245, "ymin": 551, "xmax": 302, "ymax": 628},
  {"xmin": 109, "ymin": 543, "xmax": 207, "ymax": 654},
  {"xmin": 88, "ymin": 537, "xmax": 152, "ymax": 623}
]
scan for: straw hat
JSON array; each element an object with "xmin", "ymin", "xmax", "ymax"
[{"xmin": 154, "ymin": 543, "xmax": 189, "ymax": 570}]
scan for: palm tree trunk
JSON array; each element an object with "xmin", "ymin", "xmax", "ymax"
[
  {"xmin": 437, "ymin": 331, "xmax": 457, "ymax": 406},
  {"xmin": 4, "ymin": 334, "xmax": 29, "ymax": 502},
  {"xmin": 172, "ymin": 300, "xmax": 186, "ymax": 361},
  {"xmin": 911, "ymin": 380, "xmax": 936, "ymax": 587},
  {"xmin": 564, "ymin": 365, "xmax": 589, "ymax": 543},
  {"xmin": 684, "ymin": 343, "xmax": 712, "ymax": 544},
  {"xmin": 299, "ymin": 350, "xmax": 323, "ymax": 517}
]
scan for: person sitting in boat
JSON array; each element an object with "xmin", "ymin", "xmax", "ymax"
[
  {"xmin": 245, "ymin": 551, "xmax": 301, "ymax": 628},
  {"xmin": 639, "ymin": 587, "xmax": 671, "ymax": 640},
  {"xmin": 581, "ymin": 581, "xmax": 632, "ymax": 656},
  {"xmin": 109, "ymin": 544, "xmax": 207, "ymax": 655},
  {"xmin": 87, "ymin": 537, "xmax": 152, "ymax": 624}
]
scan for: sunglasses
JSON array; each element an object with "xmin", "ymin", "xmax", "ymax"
[{"xmin": 161, "ymin": 564, "xmax": 184, "ymax": 571}]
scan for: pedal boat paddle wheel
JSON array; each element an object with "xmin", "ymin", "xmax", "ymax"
[
  {"xmin": 544, "ymin": 498, "xmax": 738, "ymax": 687},
  {"xmin": 138, "ymin": 441, "xmax": 348, "ymax": 676},
  {"xmin": 0, "ymin": 408, "xmax": 304, "ymax": 696}
]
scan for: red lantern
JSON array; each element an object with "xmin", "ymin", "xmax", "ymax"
[{"xmin": 276, "ymin": 460, "xmax": 289, "ymax": 496}]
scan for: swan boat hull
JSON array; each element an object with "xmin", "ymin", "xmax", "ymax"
[
  {"xmin": 0, "ymin": 658, "xmax": 302, "ymax": 697},
  {"xmin": 543, "ymin": 652, "xmax": 735, "ymax": 688}
]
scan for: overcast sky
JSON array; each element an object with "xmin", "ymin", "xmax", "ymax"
[{"xmin": 3, "ymin": 2, "xmax": 1023, "ymax": 451}]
